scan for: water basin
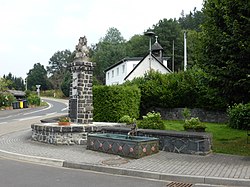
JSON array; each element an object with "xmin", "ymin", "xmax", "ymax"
[{"xmin": 87, "ymin": 133, "xmax": 159, "ymax": 159}]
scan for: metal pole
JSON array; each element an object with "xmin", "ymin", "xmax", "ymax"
[
  {"xmin": 184, "ymin": 31, "xmax": 187, "ymax": 71},
  {"xmin": 25, "ymin": 77, "xmax": 27, "ymax": 91},
  {"xmin": 144, "ymin": 31, "xmax": 155, "ymax": 70}
]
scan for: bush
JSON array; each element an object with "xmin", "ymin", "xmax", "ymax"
[
  {"xmin": 183, "ymin": 117, "xmax": 206, "ymax": 131},
  {"xmin": 93, "ymin": 85, "xmax": 141, "ymax": 122},
  {"xmin": 40, "ymin": 90, "xmax": 65, "ymax": 98},
  {"xmin": 137, "ymin": 111, "xmax": 165, "ymax": 130},
  {"xmin": 118, "ymin": 115, "xmax": 135, "ymax": 125},
  {"xmin": 27, "ymin": 94, "xmax": 41, "ymax": 106},
  {"xmin": 182, "ymin": 107, "xmax": 191, "ymax": 120},
  {"xmin": 227, "ymin": 103, "xmax": 250, "ymax": 130},
  {"xmin": 0, "ymin": 92, "xmax": 16, "ymax": 107}
]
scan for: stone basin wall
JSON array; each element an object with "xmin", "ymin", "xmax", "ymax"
[
  {"xmin": 31, "ymin": 124, "xmax": 212, "ymax": 155},
  {"xmin": 101, "ymin": 127, "xmax": 212, "ymax": 155},
  {"xmin": 31, "ymin": 123, "xmax": 124, "ymax": 145}
]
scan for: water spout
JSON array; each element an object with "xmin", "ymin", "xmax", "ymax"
[{"xmin": 128, "ymin": 122, "xmax": 137, "ymax": 137}]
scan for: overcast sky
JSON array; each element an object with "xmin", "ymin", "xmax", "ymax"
[{"xmin": 0, "ymin": 0, "xmax": 203, "ymax": 79}]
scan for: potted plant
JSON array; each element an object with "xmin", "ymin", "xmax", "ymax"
[
  {"xmin": 58, "ymin": 116, "xmax": 71, "ymax": 126},
  {"xmin": 183, "ymin": 117, "xmax": 206, "ymax": 132}
]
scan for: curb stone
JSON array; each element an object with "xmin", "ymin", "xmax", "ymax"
[
  {"xmin": 0, "ymin": 149, "xmax": 64, "ymax": 167},
  {"xmin": 1, "ymin": 148, "xmax": 250, "ymax": 186},
  {"xmin": 62, "ymin": 161, "xmax": 250, "ymax": 186}
]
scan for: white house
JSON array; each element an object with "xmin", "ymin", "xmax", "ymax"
[{"xmin": 105, "ymin": 38, "xmax": 172, "ymax": 85}]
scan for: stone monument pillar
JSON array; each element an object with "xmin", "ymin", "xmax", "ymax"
[{"xmin": 69, "ymin": 36, "xmax": 95, "ymax": 124}]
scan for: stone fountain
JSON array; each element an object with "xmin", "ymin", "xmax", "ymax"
[{"xmin": 31, "ymin": 36, "xmax": 124, "ymax": 145}]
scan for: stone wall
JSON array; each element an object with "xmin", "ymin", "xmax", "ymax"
[
  {"xmin": 101, "ymin": 127, "xmax": 212, "ymax": 155},
  {"xmin": 31, "ymin": 124, "xmax": 90, "ymax": 145},
  {"xmin": 148, "ymin": 107, "xmax": 228, "ymax": 123},
  {"xmin": 31, "ymin": 123, "xmax": 125, "ymax": 145}
]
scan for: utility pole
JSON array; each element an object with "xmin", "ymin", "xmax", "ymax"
[
  {"xmin": 25, "ymin": 77, "xmax": 28, "ymax": 91},
  {"xmin": 172, "ymin": 40, "xmax": 174, "ymax": 72},
  {"xmin": 184, "ymin": 31, "xmax": 187, "ymax": 71}
]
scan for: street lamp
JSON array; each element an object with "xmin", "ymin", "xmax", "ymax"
[
  {"xmin": 144, "ymin": 31, "xmax": 155, "ymax": 69},
  {"xmin": 144, "ymin": 31, "xmax": 155, "ymax": 55}
]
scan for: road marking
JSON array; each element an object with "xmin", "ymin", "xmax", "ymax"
[
  {"xmin": 23, "ymin": 102, "xmax": 53, "ymax": 116},
  {"xmin": 18, "ymin": 116, "xmax": 42, "ymax": 121},
  {"xmin": 0, "ymin": 115, "xmax": 14, "ymax": 120},
  {"xmin": 46, "ymin": 112, "xmax": 57, "ymax": 116},
  {"xmin": 61, "ymin": 107, "xmax": 68, "ymax": 111},
  {"xmin": 0, "ymin": 122, "xmax": 7, "ymax": 125}
]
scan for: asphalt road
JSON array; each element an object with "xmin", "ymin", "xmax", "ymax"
[
  {"xmin": 0, "ymin": 156, "xmax": 168, "ymax": 187},
  {"xmin": 0, "ymin": 98, "xmax": 68, "ymax": 124},
  {"xmin": 0, "ymin": 97, "xmax": 68, "ymax": 136}
]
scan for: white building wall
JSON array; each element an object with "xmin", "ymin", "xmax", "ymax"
[
  {"xmin": 105, "ymin": 60, "xmax": 140, "ymax": 85},
  {"xmin": 126, "ymin": 55, "xmax": 170, "ymax": 81}
]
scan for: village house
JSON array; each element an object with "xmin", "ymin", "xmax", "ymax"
[{"xmin": 105, "ymin": 37, "xmax": 172, "ymax": 85}]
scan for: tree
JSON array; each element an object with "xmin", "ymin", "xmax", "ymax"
[
  {"xmin": 0, "ymin": 77, "xmax": 11, "ymax": 91},
  {"xmin": 27, "ymin": 63, "xmax": 50, "ymax": 90},
  {"xmin": 178, "ymin": 8, "xmax": 204, "ymax": 32},
  {"xmin": 152, "ymin": 18, "xmax": 183, "ymax": 71},
  {"xmin": 60, "ymin": 71, "xmax": 71, "ymax": 97},
  {"xmin": 91, "ymin": 27, "xmax": 127, "ymax": 83},
  {"xmin": 47, "ymin": 49, "xmax": 73, "ymax": 89},
  {"xmin": 101, "ymin": 27, "xmax": 126, "ymax": 44},
  {"xmin": 185, "ymin": 30, "xmax": 203, "ymax": 67},
  {"xmin": 125, "ymin": 34, "xmax": 148, "ymax": 57},
  {"xmin": 199, "ymin": 0, "xmax": 250, "ymax": 105},
  {"xmin": 3, "ymin": 73, "xmax": 25, "ymax": 90}
]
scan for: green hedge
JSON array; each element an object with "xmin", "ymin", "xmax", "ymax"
[
  {"xmin": 93, "ymin": 85, "xmax": 141, "ymax": 122},
  {"xmin": 227, "ymin": 103, "xmax": 250, "ymax": 130},
  {"xmin": 124, "ymin": 68, "xmax": 227, "ymax": 112}
]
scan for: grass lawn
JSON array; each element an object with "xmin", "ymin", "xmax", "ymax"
[{"xmin": 163, "ymin": 120, "xmax": 250, "ymax": 156}]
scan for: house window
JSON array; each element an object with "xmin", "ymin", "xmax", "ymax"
[
  {"xmin": 112, "ymin": 70, "xmax": 114, "ymax": 77},
  {"xmin": 107, "ymin": 72, "xmax": 110, "ymax": 79},
  {"xmin": 122, "ymin": 65, "xmax": 125, "ymax": 73},
  {"xmin": 117, "ymin": 67, "xmax": 119, "ymax": 76}
]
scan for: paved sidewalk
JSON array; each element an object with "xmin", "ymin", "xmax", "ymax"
[{"xmin": 0, "ymin": 129, "xmax": 249, "ymax": 186}]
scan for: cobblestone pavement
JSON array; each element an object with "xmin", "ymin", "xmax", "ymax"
[{"xmin": 0, "ymin": 129, "xmax": 250, "ymax": 186}]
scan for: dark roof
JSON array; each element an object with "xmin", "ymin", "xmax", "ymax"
[
  {"xmin": 8, "ymin": 90, "xmax": 26, "ymax": 97},
  {"xmin": 124, "ymin": 53, "xmax": 172, "ymax": 81},
  {"xmin": 104, "ymin": 57, "xmax": 143, "ymax": 72},
  {"xmin": 152, "ymin": 42, "xmax": 163, "ymax": 51}
]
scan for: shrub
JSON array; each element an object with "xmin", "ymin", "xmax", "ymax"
[
  {"xmin": 40, "ymin": 90, "xmax": 65, "ymax": 98},
  {"xmin": 93, "ymin": 85, "xmax": 141, "ymax": 122},
  {"xmin": 58, "ymin": 116, "xmax": 70, "ymax": 122},
  {"xmin": 182, "ymin": 107, "xmax": 191, "ymax": 120},
  {"xmin": 119, "ymin": 115, "xmax": 135, "ymax": 125},
  {"xmin": 137, "ymin": 111, "xmax": 165, "ymax": 130},
  {"xmin": 27, "ymin": 94, "xmax": 41, "ymax": 106},
  {"xmin": 0, "ymin": 92, "xmax": 16, "ymax": 107},
  {"xmin": 227, "ymin": 103, "xmax": 250, "ymax": 130},
  {"xmin": 183, "ymin": 117, "xmax": 206, "ymax": 131}
]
